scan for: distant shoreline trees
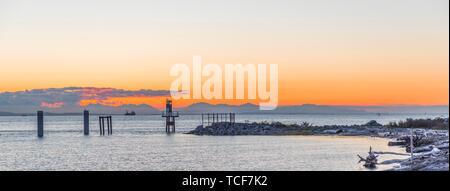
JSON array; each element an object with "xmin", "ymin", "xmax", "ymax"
[{"xmin": 387, "ymin": 117, "xmax": 449, "ymax": 129}]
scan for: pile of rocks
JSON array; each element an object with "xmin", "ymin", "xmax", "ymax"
[
  {"xmin": 187, "ymin": 120, "xmax": 407, "ymax": 137},
  {"xmin": 187, "ymin": 122, "xmax": 301, "ymax": 135}
]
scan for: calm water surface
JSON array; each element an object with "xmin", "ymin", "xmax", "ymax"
[{"xmin": 1, "ymin": 113, "xmax": 446, "ymax": 171}]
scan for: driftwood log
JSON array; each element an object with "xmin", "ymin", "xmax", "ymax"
[{"xmin": 358, "ymin": 147, "xmax": 379, "ymax": 169}]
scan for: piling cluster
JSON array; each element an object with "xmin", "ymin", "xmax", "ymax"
[
  {"xmin": 35, "ymin": 110, "xmax": 113, "ymax": 137},
  {"xmin": 99, "ymin": 116, "xmax": 113, "ymax": 135}
]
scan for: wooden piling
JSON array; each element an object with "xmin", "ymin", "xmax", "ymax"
[
  {"xmin": 101, "ymin": 117, "xmax": 105, "ymax": 135},
  {"xmin": 37, "ymin": 111, "xmax": 44, "ymax": 138},
  {"xmin": 83, "ymin": 110, "xmax": 89, "ymax": 135},
  {"xmin": 201, "ymin": 113, "xmax": 236, "ymax": 126},
  {"xmin": 99, "ymin": 116, "xmax": 103, "ymax": 135},
  {"xmin": 99, "ymin": 116, "xmax": 112, "ymax": 136},
  {"xmin": 108, "ymin": 116, "xmax": 112, "ymax": 135}
]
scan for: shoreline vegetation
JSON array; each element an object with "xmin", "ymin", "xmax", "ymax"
[{"xmin": 188, "ymin": 118, "xmax": 449, "ymax": 171}]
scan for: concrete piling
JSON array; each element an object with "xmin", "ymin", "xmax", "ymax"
[
  {"xmin": 37, "ymin": 111, "xmax": 44, "ymax": 138},
  {"xmin": 83, "ymin": 110, "xmax": 89, "ymax": 135}
]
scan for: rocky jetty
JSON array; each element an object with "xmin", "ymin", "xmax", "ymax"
[{"xmin": 187, "ymin": 121, "xmax": 410, "ymax": 137}]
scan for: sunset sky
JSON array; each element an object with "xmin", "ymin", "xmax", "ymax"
[{"xmin": 0, "ymin": 0, "xmax": 448, "ymax": 108}]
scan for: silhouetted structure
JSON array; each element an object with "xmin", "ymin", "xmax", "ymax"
[
  {"xmin": 201, "ymin": 113, "xmax": 235, "ymax": 126},
  {"xmin": 125, "ymin": 110, "xmax": 136, "ymax": 116},
  {"xmin": 83, "ymin": 110, "xmax": 89, "ymax": 135},
  {"xmin": 37, "ymin": 111, "xmax": 44, "ymax": 138},
  {"xmin": 162, "ymin": 99, "xmax": 179, "ymax": 133},
  {"xmin": 99, "ymin": 116, "xmax": 112, "ymax": 135}
]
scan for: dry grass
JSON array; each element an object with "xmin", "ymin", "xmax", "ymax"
[{"xmin": 387, "ymin": 117, "xmax": 449, "ymax": 129}]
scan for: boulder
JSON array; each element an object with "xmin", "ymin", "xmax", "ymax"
[
  {"xmin": 323, "ymin": 129, "xmax": 343, "ymax": 134},
  {"xmin": 365, "ymin": 120, "xmax": 382, "ymax": 126}
]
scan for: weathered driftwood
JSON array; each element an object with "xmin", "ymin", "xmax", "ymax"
[
  {"xmin": 392, "ymin": 132, "xmax": 436, "ymax": 153},
  {"xmin": 373, "ymin": 151, "xmax": 409, "ymax": 156},
  {"xmin": 358, "ymin": 147, "xmax": 379, "ymax": 169},
  {"xmin": 388, "ymin": 140, "xmax": 407, "ymax": 146}
]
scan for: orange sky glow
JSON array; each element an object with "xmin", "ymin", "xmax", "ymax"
[{"xmin": 0, "ymin": 1, "xmax": 448, "ymax": 109}]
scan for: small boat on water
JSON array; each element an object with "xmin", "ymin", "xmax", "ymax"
[{"xmin": 124, "ymin": 110, "xmax": 136, "ymax": 116}]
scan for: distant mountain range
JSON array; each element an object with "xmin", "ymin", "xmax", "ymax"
[
  {"xmin": 0, "ymin": 102, "xmax": 448, "ymax": 116},
  {"xmin": 181, "ymin": 103, "xmax": 366, "ymax": 114},
  {"xmin": 0, "ymin": 111, "xmax": 18, "ymax": 116},
  {"xmin": 347, "ymin": 105, "xmax": 449, "ymax": 114},
  {"xmin": 1, "ymin": 87, "xmax": 447, "ymax": 116},
  {"xmin": 179, "ymin": 103, "xmax": 449, "ymax": 114},
  {"xmin": 0, "ymin": 87, "xmax": 168, "ymax": 115}
]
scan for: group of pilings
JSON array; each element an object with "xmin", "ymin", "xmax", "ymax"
[
  {"xmin": 99, "ymin": 116, "xmax": 113, "ymax": 135},
  {"xmin": 36, "ymin": 110, "xmax": 112, "ymax": 138},
  {"xmin": 201, "ymin": 113, "xmax": 236, "ymax": 126},
  {"xmin": 35, "ymin": 110, "xmax": 235, "ymax": 137}
]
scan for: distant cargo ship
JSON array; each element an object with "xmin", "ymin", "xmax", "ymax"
[{"xmin": 124, "ymin": 111, "xmax": 136, "ymax": 116}]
